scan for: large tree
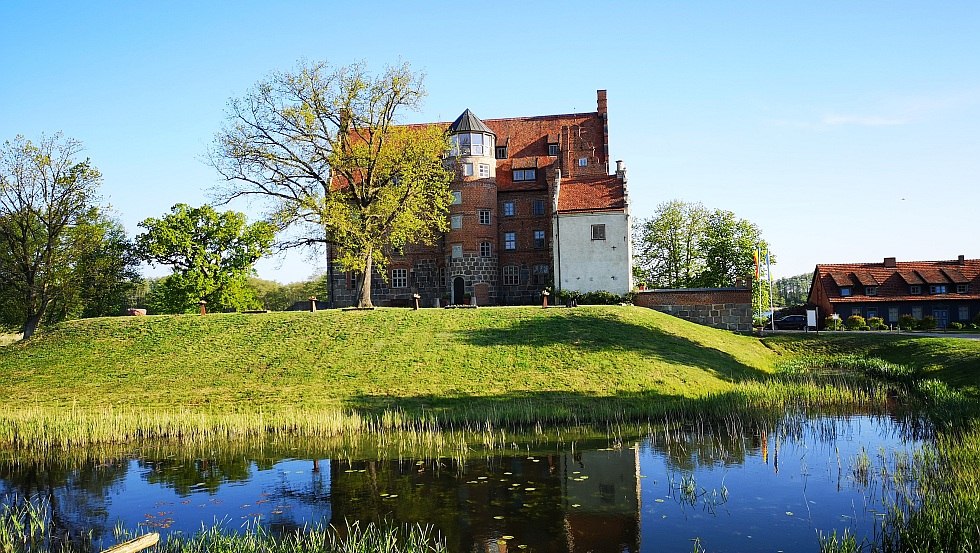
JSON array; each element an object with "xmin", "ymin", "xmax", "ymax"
[
  {"xmin": 210, "ymin": 60, "xmax": 454, "ymax": 308},
  {"xmin": 0, "ymin": 134, "xmax": 102, "ymax": 338},
  {"xmin": 633, "ymin": 200, "xmax": 707, "ymax": 288},
  {"xmin": 634, "ymin": 200, "xmax": 770, "ymax": 289},
  {"xmin": 135, "ymin": 204, "xmax": 275, "ymax": 313}
]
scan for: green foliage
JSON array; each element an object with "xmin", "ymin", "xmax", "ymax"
[
  {"xmin": 948, "ymin": 322, "xmax": 964, "ymax": 330},
  {"xmin": 867, "ymin": 316, "xmax": 886, "ymax": 330},
  {"xmin": 772, "ymin": 272, "xmax": 813, "ymax": 307},
  {"xmin": 136, "ymin": 204, "xmax": 274, "ymax": 313},
  {"xmin": 0, "ymin": 133, "xmax": 105, "ymax": 338},
  {"xmin": 554, "ymin": 289, "xmax": 632, "ymax": 305},
  {"xmin": 844, "ymin": 315, "xmax": 866, "ymax": 330},
  {"xmin": 246, "ymin": 275, "xmax": 328, "ymax": 311},
  {"xmin": 633, "ymin": 200, "xmax": 771, "ymax": 290},
  {"xmin": 824, "ymin": 316, "xmax": 843, "ymax": 331},
  {"xmin": 212, "ymin": 61, "xmax": 454, "ymax": 308},
  {"xmin": 898, "ymin": 314, "xmax": 917, "ymax": 331},
  {"xmin": 917, "ymin": 316, "xmax": 937, "ymax": 331}
]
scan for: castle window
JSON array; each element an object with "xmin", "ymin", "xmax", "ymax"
[
  {"xmin": 930, "ymin": 285, "xmax": 948, "ymax": 295},
  {"xmin": 910, "ymin": 285, "xmax": 921, "ymax": 295},
  {"xmin": 503, "ymin": 201, "xmax": 515, "ymax": 217},
  {"xmin": 462, "ymin": 163, "xmax": 473, "ymax": 176},
  {"xmin": 591, "ymin": 224, "xmax": 606, "ymax": 241},
  {"xmin": 478, "ymin": 163, "xmax": 490, "ymax": 178},
  {"xmin": 451, "ymin": 215, "xmax": 463, "ymax": 229},
  {"xmin": 513, "ymin": 168, "xmax": 536, "ymax": 181},
  {"xmin": 533, "ymin": 230, "xmax": 546, "ymax": 249},
  {"xmin": 503, "ymin": 265, "xmax": 520, "ymax": 286},
  {"xmin": 957, "ymin": 284, "xmax": 969, "ymax": 294},
  {"xmin": 495, "ymin": 145, "xmax": 508, "ymax": 159},
  {"xmin": 480, "ymin": 241, "xmax": 492, "ymax": 257},
  {"xmin": 839, "ymin": 286, "xmax": 852, "ymax": 297},
  {"xmin": 478, "ymin": 209, "xmax": 491, "ymax": 225},
  {"xmin": 532, "ymin": 199, "xmax": 546, "ymax": 216},
  {"xmin": 578, "ymin": 157, "xmax": 588, "ymax": 167},
  {"xmin": 912, "ymin": 307, "xmax": 922, "ymax": 319},
  {"xmin": 548, "ymin": 143, "xmax": 559, "ymax": 156},
  {"xmin": 866, "ymin": 286, "xmax": 878, "ymax": 296},
  {"xmin": 960, "ymin": 306, "xmax": 970, "ymax": 321},
  {"xmin": 504, "ymin": 232, "xmax": 516, "ymax": 250},
  {"xmin": 391, "ymin": 268, "xmax": 408, "ymax": 288},
  {"xmin": 532, "ymin": 264, "xmax": 549, "ymax": 285},
  {"xmin": 451, "ymin": 244, "xmax": 463, "ymax": 258},
  {"xmin": 451, "ymin": 190, "xmax": 462, "ymax": 204}
]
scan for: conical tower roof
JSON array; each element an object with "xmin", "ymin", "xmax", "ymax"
[{"xmin": 448, "ymin": 109, "xmax": 495, "ymax": 136}]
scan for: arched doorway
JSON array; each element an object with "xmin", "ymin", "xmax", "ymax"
[{"xmin": 452, "ymin": 277, "xmax": 465, "ymax": 305}]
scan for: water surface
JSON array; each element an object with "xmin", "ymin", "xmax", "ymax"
[{"xmin": 0, "ymin": 414, "xmax": 927, "ymax": 552}]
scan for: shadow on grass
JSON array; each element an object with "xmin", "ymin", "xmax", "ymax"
[{"xmin": 460, "ymin": 309, "xmax": 768, "ymax": 383}]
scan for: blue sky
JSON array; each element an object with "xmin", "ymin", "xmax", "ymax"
[{"xmin": 2, "ymin": 1, "xmax": 978, "ymax": 283}]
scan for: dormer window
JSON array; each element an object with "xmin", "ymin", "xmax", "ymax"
[
  {"xmin": 930, "ymin": 285, "xmax": 948, "ymax": 295},
  {"xmin": 910, "ymin": 285, "xmax": 921, "ymax": 295},
  {"xmin": 866, "ymin": 286, "xmax": 878, "ymax": 296},
  {"xmin": 547, "ymin": 143, "xmax": 559, "ymax": 156},
  {"xmin": 839, "ymin": 287, "xmax": 852, "ymax": 297},
  {"xmin": 495, "ymin": 145, "xmax": 508, "ymax": 159},
  {"xmin": 513, "ymin": 169, "xmax": 536, "ymax": 181},
  {"xmin": 957, "ymin": 284, "xmax": 969, "ymax": 294}
]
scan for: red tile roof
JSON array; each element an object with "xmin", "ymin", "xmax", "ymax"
[
  {"xmin": 557, "ymin": 176, "xmax": 626, "ymax": 212},
  {"xmin": 811, "ymin": 257, "xmax": 980, "ymax": 304}
]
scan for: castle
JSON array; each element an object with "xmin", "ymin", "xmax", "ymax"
[{"xmin": 329, "ymin": 90, "xmax": 632, "ymax": 307}]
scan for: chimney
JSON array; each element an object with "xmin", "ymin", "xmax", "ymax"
[
  {"xmin": 597, "ymin": 90, "xmax": 609, "ymax": 174},
  {"xmin": 959, "ymin": 254, "xmax": 966, "ymax": 264},
  {"xmin": 883, "ymin": 257, "xmax": 897, "ymax": 268},
  {"xmin": 615, "ymin": 160, "xmax": 627, "ymax": 182}
]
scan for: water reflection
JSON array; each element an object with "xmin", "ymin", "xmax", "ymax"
[{"xmin": 0, "ymin": 415, "xmax": 927, "ymax": 552}]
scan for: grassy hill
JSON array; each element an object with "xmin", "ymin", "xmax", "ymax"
[{"xmin": 0, "ymin": 306, "xmax": 775, "ymax": 412}]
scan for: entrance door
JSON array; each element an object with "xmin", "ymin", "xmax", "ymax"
[
  {"xmin": 934, "ymin": 309, "xmax": 948, "ymax": 329},
  {"xmin": 452, "ymin": 277, "xmax": 465, "ymax": 305}
]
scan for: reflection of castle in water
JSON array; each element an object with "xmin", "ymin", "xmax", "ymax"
[{"xmin": 328, "ymin": 445, "xmax": 641, "ymax": 552}]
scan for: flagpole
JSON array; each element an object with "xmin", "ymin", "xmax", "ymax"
[{"xmin": 767, "ymin": 248, "xmax": 775, "ymax": 332}]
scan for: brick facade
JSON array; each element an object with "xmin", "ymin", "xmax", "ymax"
[
  {"xmin": 329, "ymin": 91, "xmax": 630, "ymax": 308},
  {"xmin": 634, "ymin": 288, "xmax": 753, "ymax": 331}
]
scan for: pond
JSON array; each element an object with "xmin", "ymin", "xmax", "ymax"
[{"xmin": 0, "ymin": 413, "xmax": 929, "ymax": 552}]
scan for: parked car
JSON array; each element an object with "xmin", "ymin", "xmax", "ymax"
[{"xmin": 774, "ymin": 314, "xmax": 807, "ymax": 330}]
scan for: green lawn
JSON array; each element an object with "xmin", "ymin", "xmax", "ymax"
[{"xmin": 0, "ymin": 306, "xmax": 774, "ymax": 411}]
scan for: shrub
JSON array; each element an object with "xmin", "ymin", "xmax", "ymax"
[
  {"xmin": 824, "ymin": 316, "xmax": 843, "ymax": 331},
  {"xmin": 845, "ymin": 315, "xmax": 866, "ymax": 330},
  {"xmin": 969, "ymin": 323, "xmax": 979, "ymax": 330},
  {"xmin": 898, "ymin": 314, "xmax": 917, "ymax": 331},
  {"xmin": 974, "ymin": 312, "xmax": 980, "ymax": 326},
  {"xmin": 555, "ymin": 290, "xmax": 632, "ymax": 306},
  {"xmin": 867, "ymin": 316, "xmax": 886, "ymax": 330},
  {"xmin": 917, "ymin": 316, "xmax": 937, "ymax": 331},
  {"xmin": 948, "ymin": 322, "xmax": 964, "ymax": 330}
]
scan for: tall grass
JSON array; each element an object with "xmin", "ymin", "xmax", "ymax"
[{"xmin": 1, "ymin": 495, "xmax": 446, "ymax": 553}]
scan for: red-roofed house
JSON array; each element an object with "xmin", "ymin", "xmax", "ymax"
[
  {"xmin": 808, "ymin": 256, "xmax": 980, "ymax": 328},
  {"xmin": 329, "ymin": 90, "xmax": 632, "ymax": 307}
]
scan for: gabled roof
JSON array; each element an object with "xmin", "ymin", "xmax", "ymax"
[
  {"xmin": 810, "ymin": 257, "xmax": 980, "ymax": 305},
  {"xmin": 897, "ymin": 271, "xmax": 924, "ymax": 285},
  {"xmin": 448, "ymin": 109, "xmax": 495, "ymax": 135},
  {"xmin": 941, "ymin": 267, "xmax": 970, "ymax": 284},
  {"xmin": 828, "ymin": 273, "xmax": 855, "ymax": 287},
  {"xmin": 852, "ymin": 272, "xmax": 880, "ymax": 286}
]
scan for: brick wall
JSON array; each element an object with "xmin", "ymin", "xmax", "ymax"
[{"xmin": 634, "ymin": 288, "xmax": 753, "ymax": 331}]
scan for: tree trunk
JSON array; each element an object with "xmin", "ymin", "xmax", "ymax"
[
  {"xmin": 21, "ymin": 310, "xmax": 44, "ymax": 340},
  {"xmin": 357, "ymin": 248, "xmax": 374, "ymax": 308}
]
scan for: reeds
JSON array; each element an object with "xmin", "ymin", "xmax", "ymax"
[{"xmin": 0, "ymin": 495, "xmax": 446, "ymax": 553}]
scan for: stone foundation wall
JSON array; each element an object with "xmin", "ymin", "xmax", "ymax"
[{"xmin": 634, "ymin": 288, "xmax": 753, "ymax": 331}]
